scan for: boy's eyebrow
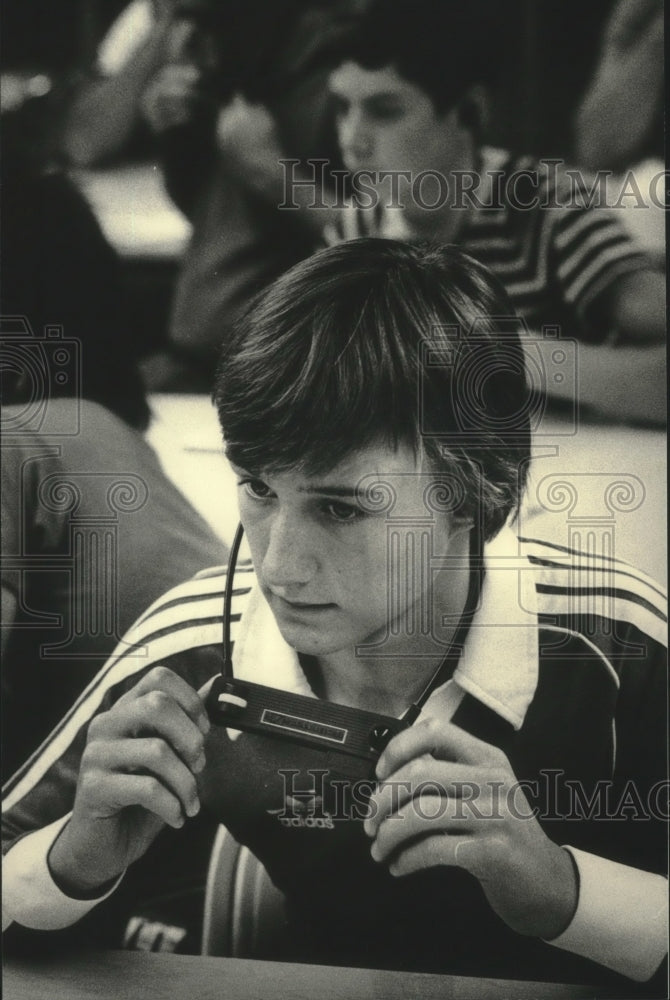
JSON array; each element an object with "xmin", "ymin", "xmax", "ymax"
[
  {"xmin": 354, "ymin": 94, "xmax": 405, "ymax": 108},
  {"xmin": 298, "ymin": 485, "xmax": 362, "ymax": 498},
  {"xmin": 365, "ymin": 92, "xmax": 404, "ymax": 103},
  {"xmin": 229, "ymin": 467, "xmax": 363, "ymax": 499},
  {"xmin": 329, "ymin": 80, "xmax": 404, "ymax": 104}
]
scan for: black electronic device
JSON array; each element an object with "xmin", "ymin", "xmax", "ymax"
[
  {"xmin": 207, "ymin": 524, "xmax": 481, "ymax": 780},
  {"xmin": 207, "ymin": 675, "xmax": 409, "ymax": 779}
]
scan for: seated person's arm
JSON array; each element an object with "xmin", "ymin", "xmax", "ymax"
[
  {"xmin": 139, "ymin": 30, "xmax": 221, "ymax": 218},
  {"xmin": 592, "ymin": 269, "xmax": 666, "ymax": 345},
  {"xmin": 573, "ymin": 0, "xmax": 664, "ymax": 172},
  {"xmin": 215, "ymin": 94, "xmax": 343, "ymax": 237},
  {"xmin": 525, "ymin": 336, "xmax": 667, "ymax": 427},
  {"xmin": 550, "ymin": 191, "xmax": 665, "ymax": 347},
  {"xmin": 61, "ymin": 1, "xmax": 177, "ymax": 168}
]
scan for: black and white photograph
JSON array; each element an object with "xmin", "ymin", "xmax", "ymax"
[{"xmin": 1, "ymin": 2, "xmax": 667, "ymax": 998}]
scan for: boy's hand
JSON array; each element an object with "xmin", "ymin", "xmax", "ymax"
[
  {"xmin": 49, "ymin": 666, "xmax": 210, "ymax": 897},
  {"xmin": 141, "ymin": 64, "xmax": 212, "ymax": 132},
  {"xmin": 215, "ymin": 94, "xmax": 282, "ymax": 168},
  {"xmin": 364, "ymin": 718, "xmax": 578, "ymax": 940}
]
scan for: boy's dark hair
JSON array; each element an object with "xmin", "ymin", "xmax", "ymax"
[
  {"xmin": 214, "ymin": 239, "xmax": 531, "ymax": 541},
  {"xmin": 336, "ymin": 0, "xmax": 506, "ymax": 114}
]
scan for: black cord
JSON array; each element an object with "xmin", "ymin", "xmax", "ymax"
[
  {"xmin": 222, "ymin": 522, "xmax": 246, "ymax": 679},
  {"xmin": 401, "ymin": 523, "xmax": 484, "ymax": 724}
]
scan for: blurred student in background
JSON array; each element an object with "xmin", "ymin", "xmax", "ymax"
[
  {"xmin": 2, "ymin": 30, "xmax": 227, "ymax": 949},
  {"xmin": 1, "ymin": 77, "xmax": 225, "ymax": 771},
  {"xmin": 573, "ymin": 0, "xmax": 663, "ymax": 174},
  {"xmin": 1, "ymin": 54, "xmax": 152, "ymax": 427},
  {"xmin": 220, "ymin": 0, "xmax": 665, "ymax": 422},
  {"xmin": 59, "ymin": 0, "xmax": 357, "ymax": 387},
  {"xmin": 60, "ymin": 1, "xmax": 179, "ymax": 168},
  {"xmin": 1, "ymin": 398, "xmax": 225, "ymax": 956},
  {"xmin": 571, "ymin": 0, "xmax": 665, "ymax": 274},
  {"xmin": 325, "ymin": 0, "xmax": 665, "ymax": 348},
  {"xmin": 1, "ymin": 396, "xmax": 224, "ymax": 782},
  {"xmin": 150, "ymin": 0, "xmax": 356, "ymax": 386}
]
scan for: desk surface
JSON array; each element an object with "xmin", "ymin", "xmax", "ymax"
[{"xmin": 2, "ymin": 951, "xmax": 619, "ymax": 1000}]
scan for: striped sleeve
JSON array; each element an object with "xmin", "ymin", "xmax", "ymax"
[
  {"xmin": 2, "ymin": 568, "xmax": 253, "ymax": 931},
  {"xmin": 550, "ymin": 171, "xmax": 650, "ymax": 337},
  {"xmin": 519, "ymin": 534, "xmax": 667, "ymax": 648},
  {"xmin": 522, "ymin": 535, "xmax": 668, "ymax": 980}
]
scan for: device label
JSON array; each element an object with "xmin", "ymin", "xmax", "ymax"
[{"xmin": 261, "ymin": 709, "xmax": 348, "ymax": 744}]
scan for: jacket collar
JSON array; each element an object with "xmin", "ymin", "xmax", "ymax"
[{"xmin": 453, "ymin": 526, "xmax": 539, "ymax": 730}]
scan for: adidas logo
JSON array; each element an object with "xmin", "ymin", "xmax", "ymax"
[{"xmin": 267, "ymin": 793, "xmax": 335, "ymax": 829}]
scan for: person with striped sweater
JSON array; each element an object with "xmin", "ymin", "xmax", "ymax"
[
  {"xmin": 217, "ymin": 2, "xmax": 664, "ymax": 359},
  {"xmin": 321, "ymin": 0, "xmax": 665, "ymax": 349},
  {"xmin": 3, "ymin": 241, "xmax": 667, "ymax": 989}
]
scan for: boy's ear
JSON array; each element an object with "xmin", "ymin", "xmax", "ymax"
[{"xmin": 456, "ymin": 85, "xmax": 488, "ymax": 134}]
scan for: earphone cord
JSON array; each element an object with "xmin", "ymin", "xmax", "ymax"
[
  {"xmin": 221, "ymin": 522, "xmax": 246, "ymax": 679},
  {"xmin": 400, "ymin": 523, "xmax": 483, "ymax": 725}
]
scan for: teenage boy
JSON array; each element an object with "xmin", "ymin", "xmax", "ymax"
[{"xmin": 3, "ymin": 241, "xmax": 667, "ymax": 990}]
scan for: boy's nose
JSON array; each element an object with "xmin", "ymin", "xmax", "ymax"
[
  {"xmin": 261, "ymin": 515, "xmax": 317, "ymax": 591},
  {"xmin": 339, "ymin": 111, "xmax": 373, "ymax": 164}
]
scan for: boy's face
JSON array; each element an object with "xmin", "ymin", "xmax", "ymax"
[
  {"xmin": 234, "ymin": 442, "xmax": 470, "ymax": 658},
  {"xmin": 329, "ymin": 61, "xmax": 466, "ymax": 180}
]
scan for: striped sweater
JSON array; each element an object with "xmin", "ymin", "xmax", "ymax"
[{"xmin": 325, "ymin": 148, "xmax": 650, "ymax": 343}]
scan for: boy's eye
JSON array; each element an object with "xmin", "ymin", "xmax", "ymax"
[
  {"xmin": 241, "ymin": 479, "xmax": 273, "ymax": 500},
  {"xmin": 323, "ymin": 500, "xmax": 362, "ymax": 523},
  {"xmin": 368, "ymin": 101, "xmax": 404, "ymax": 122},
  {"xmin": 331, "ymin": 94, "xmax": 350, "ymax": 117}
]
